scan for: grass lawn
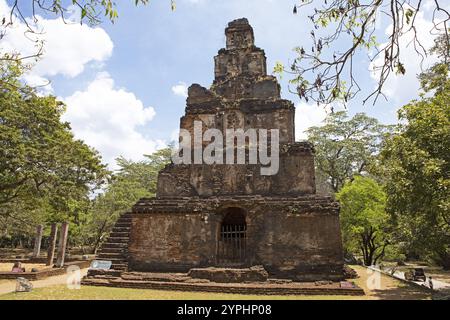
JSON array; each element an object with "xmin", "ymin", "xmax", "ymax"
[
  {"xmin": 0, "ymin": 265, "xmax": 432, "ymax": 300},
  {"xmin": 0, "ymin": 285, "xmax": 360, "ymax": 300}
]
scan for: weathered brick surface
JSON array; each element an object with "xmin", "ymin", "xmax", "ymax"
[
  {"xmin": 157, "ymin": 142, "xmax": 315, "ymax": 197},
  {"xmin": 128, "ymin": 196, "xmax": 344, "ymax": 280},
  {"xmin": 188, "ymin": 266, "xmax": 268, "ymax": 283}
]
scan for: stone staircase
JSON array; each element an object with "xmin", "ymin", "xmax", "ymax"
[{"xmin": 95, "ymin": 213, "xmax": 132, "ymax": 272}]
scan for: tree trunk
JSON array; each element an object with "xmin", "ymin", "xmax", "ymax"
[
  {"xmin": 360, "ymin": 227, "xmax": 385, "ymax": 266},
  {"xmin": 92, "ymin": 220, "xmax": 108, "ymax": 254},
  {"xmin": 439, "ymin": 251, "xmax": 450, "ymax": 270}
]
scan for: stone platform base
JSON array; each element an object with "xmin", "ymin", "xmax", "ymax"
[
  {"xmin": 0, "ymin": 260, "xmax": 92, "ymax": 280},
  {"xmin": 82, "ymin": 269, "xmax": 364, "ymax": 296},
  {"xmin": 188, "ymin": 266, "xmax": 268, "ymax": 283}
]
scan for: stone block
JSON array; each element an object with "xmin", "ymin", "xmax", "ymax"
[{"xmin": 188, "ymin": 266, "xmax": 269, "ymax": 283}]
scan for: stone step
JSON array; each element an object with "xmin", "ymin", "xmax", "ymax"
[
  {"xmin": 96, "ymin": 256, "xmax": 126, "ymax": 261},
  {"xmin": 109, "ymin": 231, "xmax": 130, "ymax": 238},
  {"xmin": 112, "ymin": 226, "xmax": 130, "ymax": 232},
  {"xmin": 97, "ymin": 253, "xmax": 126, "ymax": 260},
  {"xmin": 107, "ymin": 237, "xmax": 129, "ymax": 243},
  {"xmin": 96, "ymin": 251, "xmax": 126, "ymax": 258},
  {"xmin": 81, "ymin": 279, "xmax": 110, "ymax": 286},
  {"xmin": 98, "ymin": 258, "xmax": 127, "ymax": 264},
  {"xmin": 101, "ymin": 242, "xmax": 128, "ymax": 249},
  {"xmin": 115, "ymin": 220, "xmax": 131, "ymax": 225},
  {"xmin": 118, "ymin": 213, "xmax": 132, "ymax": 217},
  {"xmin": 115, "ymin": 223, "xmax": 131, "ymax": 228},
  {"xmin": 102, "ymin": 243, "xmax": 127, "ymax": 249},
  {"xmin": 87, "ymin": 274, "xmax": 118, "ymax": 280},
  {"xmin": 86, "ymin": 269, "xmax": 122, "ymax": 278},
  {"xmin": 98, "ymin": 247, "xmax": 126, "ymax": 254},
  {"xmin": 121, "ymin": 272, "xmax": 190, "ymax": 282},
  {"xmin": 111, "ymin": 263, "xmax": 128, "ymax": 271}
]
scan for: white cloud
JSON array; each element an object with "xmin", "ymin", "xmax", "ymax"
[
  {"xmin": 171, "ymin": 82, "xmax": 188, "ymax": 97},
  {"xmin": 0, "ymin": 0, "xmax": 113, "ymax": 88},
  {"xmin": 0, "ymin": 1, "xmax": 9, "ymax": 17},
  {"xmin": 0, "ymin": 0, "xmax": 166, "ymax": 167},
  {"xmin": 370, "ymin": 11, "xmax": 438, "ymax": 105},
  {"xmin": 294, "ymin": 102, "xmax": 330, "ymax": 140},
  {"xmin": 20, "ymin": 73, "xmax": 54, "ymax": 95},
  {"xmin": 63, "ymin": 73, "xmax": 165, "ymax": 168}
]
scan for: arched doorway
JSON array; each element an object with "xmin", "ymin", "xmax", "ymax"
[{"xmin": 217, "ymin": 207, "xmax": 247, "ymax": 264}]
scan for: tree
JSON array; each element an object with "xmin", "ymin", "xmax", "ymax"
[
  {"xmin": 87, "ymin": 148, "xmax": 172, "ymax": 252},
  {"xmin": 380, "ymin": 45, "xmax": 449, "ymax": 268},
  {"xmin": 287, "ymin": 0, "xmax": 449, "ymax": 105},
  {"xmin": 306, "ymin": 111, "xmax": 390, "ymax": 193},
  {"xmin": 418, "ymin": 33, "xmax": 450, "ymax": 94},
  {"xmin": 0, "ymin": 59, "xmax": 109, "ymax": 240},
  {"xmin": 336, "ymin": 176, "xmax": 390, "ymax": 266}
]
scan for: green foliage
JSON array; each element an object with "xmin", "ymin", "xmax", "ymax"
[
  {"xmin": 0, "ymin": 58, "xmax": 109, "ymax": 244},
  {"xmin": 405, "ymin": 9, "xmax": 414, "ymax": 25},
  {"xmin": 273, "ymin": 61, "xmax": 284, "ymax": 79},
  {"xmin": 418, "ymin": 35, "xmax": 450, "ymax": 94},
  {"xmin": 381, "ymin": 61, "xmax": 450, "ymax": 267},
  {"xmin": 306, "ymin": 111, "xmax": 391, "ymax": 193},
  {"xmin": 336, "ymin": 176, "xmax": 391, "ymax": 265}
]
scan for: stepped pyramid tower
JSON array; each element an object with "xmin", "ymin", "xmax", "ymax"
[{"xmin": 96, "ymin": 18, "xmax": 345, "ymax": 281}]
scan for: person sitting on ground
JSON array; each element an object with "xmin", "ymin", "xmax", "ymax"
[{"xmin": 11, "ymin": 262, "xmax": 25, "ymax": 273}]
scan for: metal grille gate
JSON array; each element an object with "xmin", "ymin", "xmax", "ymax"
[{"xmin": 217, "ymin": 224, "xmax": 246, "ymax": 263}]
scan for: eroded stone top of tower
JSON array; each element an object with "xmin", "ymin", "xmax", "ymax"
[
  {"xmin": 225, "ymin": 18, "xmax": 255, "ymax": 49},
  {"xmin": 187, "ymin": 18, "xmax": 284, "ymax": 103}
]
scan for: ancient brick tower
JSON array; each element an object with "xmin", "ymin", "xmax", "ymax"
[{"xmin": 98, "ymin": 18, "xmax": 345, "ymax": 281}]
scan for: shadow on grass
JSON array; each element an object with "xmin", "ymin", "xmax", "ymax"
[{"xmin": 370, "ymin": 283, "xmax": 432, "ymax": 300}]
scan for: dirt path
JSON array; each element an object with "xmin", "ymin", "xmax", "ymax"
[
  {"xmin": 351, "ymin": 265, "xmax": 432, "ymax": 300},
  {"xmin": 368, "ymin": 265, "xmax": 450, "ymax": 291},
  {"xmin": 0, "ymin": 268, "xmax": 88, "ymax": 295}
]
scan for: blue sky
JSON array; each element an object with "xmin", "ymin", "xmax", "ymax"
[{"xmin": 1, "ymin": 0, "xmax": 440, "ymax": 168}]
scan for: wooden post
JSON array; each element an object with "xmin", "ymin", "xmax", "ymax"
[
  {"xmin": 46, "ymin": 223, "xmax": 58, "ymax": 266},
  {"xmin": 56, "ymin": 222, "xmax": 69, "ymax": 268},
  {"xmin": 32, "ymin": 224, "xmax": 43, "ymax": 258}
]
